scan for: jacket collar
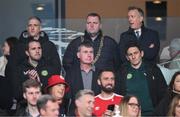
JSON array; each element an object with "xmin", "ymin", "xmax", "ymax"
[
  {"xmin": 84, "ymin": 30, "xmax": 103, "ymax": 41},
  {"xmin": 127, "ymin": 25, "xmax": 146, "ymax": 34}
]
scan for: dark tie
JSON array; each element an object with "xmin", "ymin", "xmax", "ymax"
[{"xmin": 135, "ymin": 31, "xmax": 140, "ymax": 39}]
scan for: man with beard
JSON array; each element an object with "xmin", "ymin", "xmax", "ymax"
[
  {"xmin": 15, "ymin": 79, "xmax": 42, "ymax": 117},
  {"xmin": 93, "ymin": 69, "xmax": 123, "ymax": 117},
  {"xmin": 63, "ymin": 12, "xmax": 120, "ymax": 71}
]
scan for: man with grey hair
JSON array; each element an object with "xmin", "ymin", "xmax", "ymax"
[
  {"xmin": 37, "ymin": 95, "xmax": 59, "ymax": 117},
  {"xmin": 68, "ymin": 89, "xmax": 95, "ymax": 117},
  {"xmin": 119, "ymin": 6, "xmax": 160, "ymax": 64},
  {"xmin": 169, "ymin": 38, "xmax": 180, "ymax": 69}
]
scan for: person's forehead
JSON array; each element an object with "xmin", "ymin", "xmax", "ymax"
[
  {"xmin": 87, "ymin": 16, "xmax": 100, "ymax": 21},
  {"xmin": 28, "ymin": 18, "xmax": 40, "ymax": 23},
  {"xmin": 29, "ymin": 41, "xmax": 41, "ymax": 47},
  {"xmin": 101, "ymin": 71, "xmax": 114, "ymax": 78},
  {"xmin": 129, "ymin": 97, "xmax": 138, "ymax": 103},
  {"xmin": 81, "ymin": 94, "xmax": 94, "ymax": 100},
  {"xmin": 52, "ymin": 83, "xmax": 66, "ymax": 88},
  {"xmin": 46, "ymin": 100, "xmax": 58, "ymax": 108},
  {"xmin": 26, "ymin": 87, "xmax": 40, "ymax": 92},
  {"xmin": 128, "ymin": 9, "xmax": 139, "ymax": 14},
  {"xmin": 80, "ymin": 46, "xmax": 93, "ymax": 51},
  {"xmin": 175, "ymin": 75, "xmax": 180, "ymax": 81},
  {"xmin": 127, "ymin": 47, "xmax": 140, "ymax": 52}
]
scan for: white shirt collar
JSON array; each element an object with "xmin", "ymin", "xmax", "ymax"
[{"xmin": 134, "ymin": 28, "xmax": 141, "ymax": 36}]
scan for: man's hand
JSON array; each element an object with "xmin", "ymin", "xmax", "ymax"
[
  {"xmin": 27, "ymin": 69, "xmax": 40, "ymax": 82},
  {"xmin": 102, "ymin": 110, "xmax": 113, "ymax": 117}
]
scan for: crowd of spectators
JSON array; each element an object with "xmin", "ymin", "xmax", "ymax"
[{"xmin": 0, "ymin": 6, "xmax": 179, "ymax": 117}]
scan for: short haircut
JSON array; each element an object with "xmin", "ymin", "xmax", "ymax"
[
  {"xmin": 25, "ymin": 38, "xmax": 41, "ymax": 51},
  {"xmin": 125, "ymin": 41, "xmax": 142, "ymax": 55},
  {"xmin": 169, "ymin": 38, "xmax": 180, "ymax": 51},
  {"xmin": 128, "ymin": 6, "xmax": 144, "ymax": 17},
  {"xmin": 98, "ymin": 68, "xmax": 115, "ymax": 80},
  {"xmin": 86, "ymin": 12, "xmax": 101, "ymax": 23},
  {"xmin": 22, "ymin": 79, "xmax": 41, "ymax": 93},
  {"xmin": 37, "ymin": 94, "xmax": 57, "ymax": 111},
  {"xmin": 28, "ymin": 16, "xmax": 42, "ymax": 24},
  {"xmin": 75, "ymin": 89, "xmax": 94, "ymax": 100},
  {"xmin": 77, "ymin": 41, "xmax": 93, "ymax": 52}
]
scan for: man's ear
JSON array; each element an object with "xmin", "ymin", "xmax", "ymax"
[
  {"xmin": 77, "ymin": 52, "xmax": 80, "ymax": 59},
  {"xmin": 126, "ymin": 55, "xmax": 129, "ymax": 61},
  {"xmin": 141, "ymin": 50, "xmax": 144, "ymax": 57},
  {"xmin": 25, "ymin": 50, "xmax": 29, "ymax": 56},
  {"xmin": 140, "ymin": 16, "xmax": 143, "ymax": 23},
  {"xmin": 97, "ymin": 79, "xmax": 101, "ymax": 85},
  {"xmin": 23, "ymin": 93, "xmax": 26, "ymax": 99},
  {"xmin": 40, "ymin": 109, "xmax": 46, "ymax": 115},
  {"xmin": 75, "ymin": 99, "xmax": 80, "ymax": 107}
]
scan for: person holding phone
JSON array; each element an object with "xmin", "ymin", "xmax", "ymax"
[{"xmin": 93, "ymin": 69, "xmax": 123, "ymax": 116}]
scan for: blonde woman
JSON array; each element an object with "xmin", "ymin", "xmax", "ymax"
[
  {"xmin": 119, "ymin": 95, "xmax": 141, "ymax": 117},
  {"xmin": 167, "ymin": 95, "xmax": 180, "ymax": 117}
]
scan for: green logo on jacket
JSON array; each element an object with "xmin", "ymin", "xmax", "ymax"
[
  {"xmin": 127, "ymin": 73, "xmax": 133, "ymax": 79},
  {"xmin": 41, "ymin": 70, "xmax": 48, "ymax": 76}
]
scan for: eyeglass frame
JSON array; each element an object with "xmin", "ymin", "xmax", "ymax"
[{"xmin": 128, "ymin": 103, "xmax": 141, "ymax": 109}]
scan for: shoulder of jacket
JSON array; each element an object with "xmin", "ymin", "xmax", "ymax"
[
  {"xmin": 103, "ymin": 36, "xmax": 118, "ymax": 44},
  {"xmin": 69, "ymin": 37, "xmax": 82, "ymax": 44}
]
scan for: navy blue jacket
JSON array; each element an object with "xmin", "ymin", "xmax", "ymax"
[{"xmin": 63, "ymin": 30, "xmax": 120, "ymax": 71}]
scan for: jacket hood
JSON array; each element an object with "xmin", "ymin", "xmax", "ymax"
[{"xmin": 19, "ymin": 30, "xmax": 49, "ymax": 44}]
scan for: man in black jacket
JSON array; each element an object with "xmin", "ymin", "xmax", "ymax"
[
  {"xmin": 65, "ymin": 42, "xmax": 100, "ymax": 114},
  {"xmin": 63, "ymin": 12, "xmax": 120, "ymax": 71},
  {"xmin": 117, "ymin": 42, "xmax": 167, "ymax": 116},
  {"xmin": 7, "ymin": 16, "xmax": 61, "ymax": 75},
  {"xmin": 118, "ymin": 6, "xmax": 160, "ymax": 64},
  {"xmin": 12, "ymin": 39, "xmax": 58, "ymax": 102}
]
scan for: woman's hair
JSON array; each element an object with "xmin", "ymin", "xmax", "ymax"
[
  {"xmin": 169, "ymin": 71, "xmax": 180, "ymax": 91},
  {"xmin": 5, "ymin": 36, "xmax": 18, "ymax": 54},
  {"xmin": 119, "ymin": 95, "xmax": 141, "ymax": 117},
  {"xmin": 167, "ymin": 95, "xmax": 180, "ymax": 116}
]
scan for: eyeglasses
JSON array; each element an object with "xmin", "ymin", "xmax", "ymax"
[{"xmin": 128, "ymin": 103, "xmax": 141, "ymax": 109}]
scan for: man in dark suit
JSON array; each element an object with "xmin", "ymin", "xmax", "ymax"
[
  {"xmin": 119, "ymin": 6, "xmax": 160, "ymax": 64},
  {"xmin": 65, "ymin": 42, "xmax": 101, "ymax": 113}
]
